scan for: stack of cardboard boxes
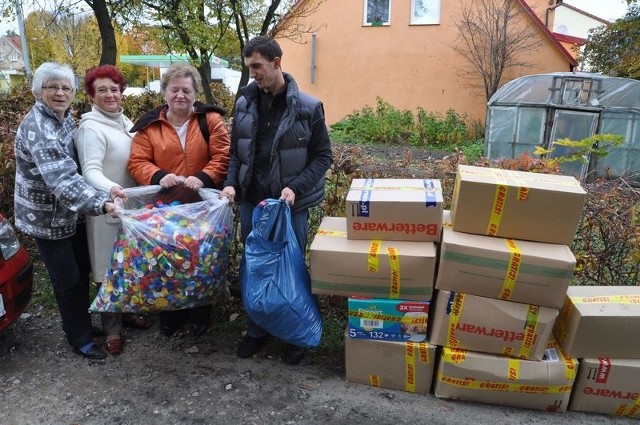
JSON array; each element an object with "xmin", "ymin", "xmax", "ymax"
[
  {"xmin": 555, "ymin": 286, "xmax": 640, "ymax": 417},
  {"xmin": 308, "ymin": 166, "xmax": 640, "ymax": 419},
  {"xmin": 430, "ymin": 165, "xmax": 586, "ymax": 412},
  {"xmin": 310, "ymin": 178, "xmax": 442, "ymax": 394}
]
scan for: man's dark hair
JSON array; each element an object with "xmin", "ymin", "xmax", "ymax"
[{"xmin": 243, "ymin": 35, "xmax": 283, "ymax": 61}]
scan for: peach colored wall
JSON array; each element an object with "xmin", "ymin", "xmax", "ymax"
[{"xmin": 277, "ymin": 0, "xmax": 571, "ymax": 125}]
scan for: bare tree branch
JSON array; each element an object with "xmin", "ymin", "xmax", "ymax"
[{"xmin": 452, "ymin": 0, "xmax": 542, "ymax": 100}]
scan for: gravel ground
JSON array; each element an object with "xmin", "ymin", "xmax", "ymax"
[
  {"xmin": 0, "ymin": 302, "xmax": 636, "ymax": 425},
  {"xmin": 1, "ymin": 143, "xmax": 635, "ymax": 424}
]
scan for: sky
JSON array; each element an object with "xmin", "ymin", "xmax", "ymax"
[{"xmin": 0, "ymin": 1, "xmax": 632, "ymax": 37}]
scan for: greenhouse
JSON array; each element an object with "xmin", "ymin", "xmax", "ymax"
[{"xmin": 485, "ymin": 72, "xmax": 640, "ymax": 180}]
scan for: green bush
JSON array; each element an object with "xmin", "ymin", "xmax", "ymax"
[
  {"xmin": 329, "ymin": 98, "xmax": 483, "ymax": 152},
  {"xmin": 122, "ymin": 91, "xmax": 164, "ymax": 122},
  {"xmin": 330, "ymin": 97, "xmax": 415, "ymax": 145}
]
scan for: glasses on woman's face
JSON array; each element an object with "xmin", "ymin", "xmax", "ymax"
[{"xmin": 42, "ymin": 85, "xmax": 73, "ymax": 94}]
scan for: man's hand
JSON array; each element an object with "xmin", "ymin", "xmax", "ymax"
[
  {"xmin": 279, "ymin": 187, "xmax": 295, "ymax": 206},
  {"xmin": 220, "ymin": 186, "xmax": 236, "ymax": 203}
]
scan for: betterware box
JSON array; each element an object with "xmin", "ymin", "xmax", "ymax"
[
  {"xmin": 345, "ymin": 330, "xmax": 436, "ymax": 394},
  {"xmin": 437, "ymin": 211, "xmax": 575, "ymax": 309},
  {"xmin": 434, "ymin": 340, "xmax": 577, "ymax": 412},
  {"xmin": 450, "ymin": 165, "xmax": 586, "ymax": 245},
  {"xmin": 310, "ymin": 217, "xmax": 436, "ymax": 300},
  {"xmin": 554, "ymin": 286, "xmax": 640, "ymax": 359},
  {"xmin": 345, "ymin": 178, "xmax": 443, "ymax": 242},
  {"xmin": 429, "ymin": 290, "xmax": 558, "ymax": 361},
  {"xmin": 569, "ymin": 357, "xmax": 640, "ymax": 418},
  {"xmin": 348, "ymin": 297, "xmax": 430, "ymax": 342}
]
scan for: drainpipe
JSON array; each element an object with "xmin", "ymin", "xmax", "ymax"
[
  {"xmin": 310, "ymin": 34, "xmax": 316, "ymax": 84},
  {"xmin": 545, "ymin": 0, "xmax": 563, "ymax": 28}
]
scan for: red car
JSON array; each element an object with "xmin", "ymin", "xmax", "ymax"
[{"xmin": 0, "ymin": 212, "xmax": 33, "ymax": 331}]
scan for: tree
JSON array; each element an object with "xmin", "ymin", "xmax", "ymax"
[
  {"xmin": 137, "ymin": 0, "xmax": 238, "ymax": 104},
  {"xmin": 83, "ymin": 0, "xmax": 117, "ymax": 65},
  {"xmin": 580, "ymin": 5, "xmax": 640, "ymax": 79},
  {"xmin": 452, "ymin": 0, "xmax": 542, "ymax": 101},
  {"xmin": 230, "ymin": 0, "xmax": 324, "ymax": 99},
  {"xmin": 25, "ymin": 9, "xmax": 101, "ymax": 75}
]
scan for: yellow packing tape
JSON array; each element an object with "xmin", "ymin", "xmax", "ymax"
[
  {"xmin": 570, "ymin": 295, "xmax": 640, "ymax": 305},
  {"xmin": 518, "ymin": 305, "xmax": 539, "ymax": 359},
  {"xmin": 446, "ymin": 293, "xmax": 465, "ymax": 348},
  {"xmin": 500, "ymin": 239, "xmax": 522, "ymax": 300},
  {"xmin": 387, "ymin": 246, "xmax": 401, "ymax": 299},
  {"xmin": 368, "ymin": 240, "xmax": 382, "ymax": 272},
  {"xmin": 405, "ymin": 342, "xmax": 416, "ymax": 393},
  {"xmin": 438, "ymin": 371, "xmax": 573, "ymax": 394},
  {"xmin": 369, "ymin": 375, "xmax": 381, "ymax": 387},
  {"xmin": 442, "ymin": 347, "xmax": 467, "ymax": 364},
  {"xmin": 508, "ymin": 358, "xmax": 520, "ymax": 381},
  {"xmin": 487, "ymin": 170, "xmax": 508, "ymax": 236},
  {"xmin": 316, "ymin": 228, "xmax": 347, "ymax": 238},
  {"xmin": 348, "ymin": 310, "xmax": 428, "ymax": 324}
]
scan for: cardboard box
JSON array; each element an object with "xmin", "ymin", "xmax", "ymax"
[
  {"xmin": 554, "ymin": 286, "xmax": 640, "ymax": 359},
  {"xmin": 436, "ymin": 221, "xmax": 575, "ymax": 309},
  {"xmin": 345, "ymin": 331, "xmax": 436, "ymax": 394},
  {"xmin": 347, "ymin": 297, "xmax": 430, "ymax": 342},
  {"xmin": 569, "ymin": 358, "xmax": 640, "ymax": 418},
  {"xmin": 345, "ymin": 178, "xmax": 443, "ymax": 242},
  {"xmin": 310, "ymin": 217, "xmax": 436, "ymax": 300},
  {"xmin": 429, "ymin": 290, "xmax": 558, "ymax": 360},
  {"xmin": 450, "ymin": 165, "xmax": 586, "ymax": 245},
  {"xmin": 434, "ymin": 340, "xmax": 577, "ymax": 412}
]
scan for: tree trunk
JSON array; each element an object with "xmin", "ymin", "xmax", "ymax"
[
  {"xmin": 88, "ymin": 0, "xmax": 117, "ymax": 65},
  {"xmin": 197, "ymin": 57, "xmax": 214, "ymax": 105}
]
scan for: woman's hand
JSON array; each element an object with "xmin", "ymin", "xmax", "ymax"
[
  {"xmin": 184, "ymin": 176, "xmax": 204, "ymax": 191},
  {"xmin": 103, "ymin": 202, "xmax": 119, "ymax": 217},
  {"xmin": 159, "ymin": 173, "xmax": 184, "ymax": 188},
  {"xmin": 109, "ymin": 185, "xmax": 127, "ymax": 201}
]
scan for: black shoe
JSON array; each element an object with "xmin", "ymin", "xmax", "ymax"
[
  {"xmin": 283, "ymin": 344, "xmax": 306, "ymax": 365},
  {"xmin": 237, "ymin": 335, "xmax": 269, "ymax": 358},
  {"xmin": 159, "ymin": 310, "xmax": 188, "ymax": 337},
  {"xmin": 188, "ymin": 305, "xmax": 211, "ymax": 336},
  {"xmin": 191, "ymin": 323, "xmax": 208, "ymax": 336},
  {"xmin": 74, "ymin": 343, "xmax": 107, "ymax": 360}
]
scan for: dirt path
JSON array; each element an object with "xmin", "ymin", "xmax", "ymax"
[{"xmin": 0, "ymin": 304, "xmax": 634, "ymax": 425}]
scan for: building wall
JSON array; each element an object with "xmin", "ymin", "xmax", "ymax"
[
  {"xmin": 277, "ymin": 0, "xmax": 572, "ymax": 125},
  {"xmin": 554, "ymin": 7, "xmax": 607, "ymax": 38},
  {"xmin": 0, "ymin": 36, "xmax": 24, "ymax": 72}
]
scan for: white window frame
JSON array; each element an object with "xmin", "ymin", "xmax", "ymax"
[
  {"xmin": 411, "ymin": 0, "xmax": 441, "ymax": 25},
  {"xmin": 364, "ymin": 0, "xmax": 391, "ymax": 26}
]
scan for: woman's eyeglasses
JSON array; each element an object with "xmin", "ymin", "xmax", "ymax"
[{"xmin": 42, "ymin": 85, "xmax": 73, "ymax": 93}]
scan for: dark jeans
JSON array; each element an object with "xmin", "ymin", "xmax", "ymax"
[
  {"xmin": 239, "ymin": 201, "xmax": 309, "ymax": 340},
  {"xmin": 35, "ymin": 224, "xmax": 93, "ymax": 349}
]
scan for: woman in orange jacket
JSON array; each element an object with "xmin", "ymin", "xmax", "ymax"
[{"xmin": 128, "ymin": 62, "xmax": 231, "ymax": 336}]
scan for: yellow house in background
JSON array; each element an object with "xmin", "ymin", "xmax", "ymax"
[{"xmin": 276, "ymin": 0, "xmax": 581, "ymax": 125}]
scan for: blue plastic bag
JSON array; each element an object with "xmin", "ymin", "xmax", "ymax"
[{"xmin": 240, "ymin": 199, "xmax": 323, "ymax": 348}]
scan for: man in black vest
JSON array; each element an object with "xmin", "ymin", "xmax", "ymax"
[{"xmin": 221, "ymin": 35, "xmax": 333, "ymax": 365}]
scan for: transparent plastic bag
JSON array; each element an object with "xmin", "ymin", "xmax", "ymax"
[{"xmin": 89, "ymin": 185, "xmax": 233, "ymax": 313}]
